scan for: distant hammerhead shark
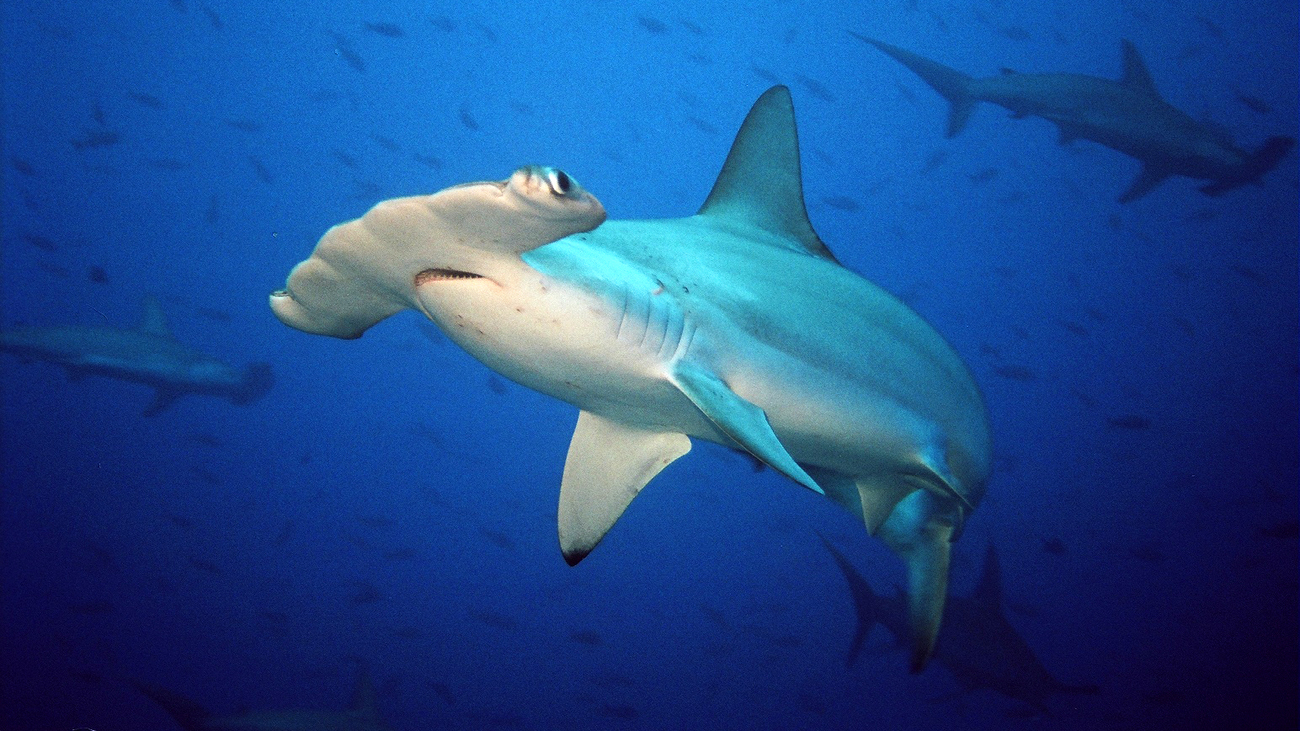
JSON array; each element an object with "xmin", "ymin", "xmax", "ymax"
[
  {"xmin": 819, "ymin": 534, "xmax": 1100, "ymax": 711},
  {"xmin": 134, "ymin": 669, "xmax": 391, "ymax": 731},
  {"xmin": 0, "ymin": 296, "xmax": 272, "ymax": 415},
  {"xmin": 269, "ymin": 85, "xmax": 992, "ymax": 670},
  {"xmin": 855, "ymin": 34, "xmax": 1295, "ymax": 202}
]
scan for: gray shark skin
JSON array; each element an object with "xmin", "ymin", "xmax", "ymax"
[
  {"xmin": 269, "ymin": 86, "xmax": 992, "ymax": 670},
  {"xmin": 134, "ymin": 670, "xmax": 391, "ymax": 731},
  {"xmin": 820, "ymin": 535, "xmax": 1100, "ymax": 711},
  {"xmin": 856, "ymin": 35, "xmax": 1295, "ymax": 202},
  {"xmin": 0, "ymin": 296, "xmax": 272, "ymax": 416}
]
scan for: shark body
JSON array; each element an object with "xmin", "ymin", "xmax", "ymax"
[
  {"xmin": 134, "ymin": 671, "xmax": 391, "ymax": 731},
  {"xmin": 820, "ymin": 535, "xmax": 1100, "ymax": 711},
  {"xmin": 858, "ymin": 35, "xmax": 1294, "ymax": 202},
  {"xmin": 270, "ymin": 86, "xmax": 991, "ymax": 669},
  {"xmin": 0, "ymin": 297, "xmax": 272, "ymax": 415}
]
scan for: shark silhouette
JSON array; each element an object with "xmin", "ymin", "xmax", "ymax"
[
  {"xmin": 819, "ymin": 534, "xmax": 1100, "ymax": 710},
  {"xmin": 270, "ymin": 86, "xmax": 992, "ymax": 669},
  {"xmin": 134, "ymin": 670, "xmax": 391, "ymax": 731},
  {"xmin": 856, "ymin": 35, "xmax": 1295, "ymax": 202},
  {"xmin": 0, "ymin": 296, "xmax": 272, "ymax": 415}
]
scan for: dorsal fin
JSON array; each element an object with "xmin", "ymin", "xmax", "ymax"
[
  {"xmin": 972, "ymin": 542, "xmax": 1003, "ymax": 608},
  {"xmin": 697, "ymin": 85, "xmax": 838, "ymax": 263},
  {"xmin": 139, "ymin": 295, "xmax": 171, "ymax": 338},
  {"xmin": 1119, "ymin": 39, "xmax": 1160, "ymax": 98}
]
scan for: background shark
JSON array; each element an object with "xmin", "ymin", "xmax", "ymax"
[
  {"xmin": 820, "ymin": 535, "xmax": 1101, "ymax": 713},
  {"xmin": 134, "ymin": 669, "xmax": 391, "ymax": 731},
  {"xmin": 0, "ymin": 296, "xmax": 273, "ymax": 415},
  {"xmin": 270, "ymin": 86, "xmax": 992, "ymax": 671},
  {"xmin": 857, "ymin": 35, "xmax": 1295, "ymax": 202}
]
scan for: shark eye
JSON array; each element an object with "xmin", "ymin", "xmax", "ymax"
[{"xmin": 546, "ymin": 168, "xmax": 573, "ymax": 196}]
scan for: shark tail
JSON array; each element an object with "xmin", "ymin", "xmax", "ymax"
[
  {"xmin": 861, "ymin": 37, "xmax": 978, "ymax": 137},
  {"xmin": 231, "ymin": 361, "xmax": 275, "ymax": 405},
  {"xmin": 1200, "ymin": 136, "xmax": 1295, "ymax": 197},
  {"xmin": 132, "ymin": 680, "xmax": 212, "ymax": 731}
]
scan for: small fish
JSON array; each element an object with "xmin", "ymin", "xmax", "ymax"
[
  {"xmin": 598, "ymin": 705, "xmax": 639, "ymax": 720},
  {"xmin": 1107, "ymin": 414, "xmax": 1151, "ymax": 430},
  {"xmin": 87, "ymin": 266, "xmax": 109, "ymax": 284},
  {"xmin": 820, "ymin": 195, "xmax": 860, "ymax": 212},
  {"xmin": 350, "ymin": 582, "xmax": 384, "ymax": 605},
  {"xmin": 794, "ymin": 74, "xmax": 836, "ymax": 103},
  {"xmin": 332, "ymin": 149, "xmax": 359, "ymax": 169},
  {"xmin": 146, "ymin": 157, "xmax": 188, "ymax": 171},
  {"xmin": 1257, "ymin": 520, "xmax": 1298, "ymax": 539},
  {"xmin": 126, "ymin": 92, "xmax": 164, "ymax": 109},
  {"xmin": 750, "ymin": 65, "xmax": 779, "ymax": 84},
  {"xmin": 11, "ymin": 157, "xmax": 36, "ymax": 176},
  {"xmin": 684, "ymin": 116, "xmax": 717, "ymax": 135},
  {"xmin": 429, "ymin": 16, "xmax": 455, "ymax": 32},
  {"xmin": 273, "ymin": 520, "xmax": 295, "ymax": 546},
  {"xmin": 479, "ymin": 527, "xmax": 514, "ymax": 550},
  {"xmin": 993, "ymin": 364, "xmax": 1036, "ymax": 382},
  {"xmin": 428, "ymin": 681, "xmax": 456, "ymax": 704},
  {"xmin": 370, "ymin": 134, "xmax": 400, "ymax": 151},
  {"xmin": 200, "ymin": 4, "xmax": 223, "ymax": 29},
  {"xmin": 458, "ymin": 106, "xmax": 479, "ymax": 130},
  {"xmin": 188, "ymin": 557, "xmax": 221, "ymax": 574},
  {"xmin": 1041, "ymin": 536, "xmax": 1067, "ymax": 555},
  {"xmin": 470, "ymin": 609, "xmax": 518, "ymax": 630},
  {"xmin": 186, "ymin": 432, "xmax": 223, "ymax": 447},
  {"xmin": 1235, "ymin": 92, "xmax": 1271, "ymax": 115},
  {"xmin": 195, "ymin": 307, "xmax": 232, "ymax": 322},
  {"xmin": 223, "ymin": 119, "xmax": 262, "ymax": 132},
  {"xmin": 69, "ymin": 600, "xmax": 116, "ymax": 615},
  {"xmin": 1001, "ymin": 25, "xmax": 1031, "ymax": 41},
  {"xmin": 327, "ymin": 32, "xmax": 366, "ymax": 72},
  {"xmin": 364, "ymin": 22, "xmax": 404, "ymax": 38},
  {"xmin": 412, "ymin": 152, "xmax": 443, "ymax": 170},
  {"xmin": 248, "ymin": 155, "xmax": 274, "ymax": 184},
  {"xmin": 71, "ymin": 130, "xmax": 121, "ymax": 150},
  {"xmin": 969, "ymin": 167, "xmax": 1000, "ymax": 184},
  {"xmin": 570, "ymin": 629, "xmax": 603, "ymax": 645},
  {"xmin": 22, "ymin": 233, "xmax": 58, "ymax": 251},
  {"xmin": 1059, "ymin": 320, "xmax": 1088, "ymax": 337},
  {"xmin": 637, "ymin": 16, "xmax": 668, "ymax": 34}
]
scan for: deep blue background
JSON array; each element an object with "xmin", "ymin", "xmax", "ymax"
[{"xmin": 2, "ymin": 1, "xmax": 1296, "ymax": 729}]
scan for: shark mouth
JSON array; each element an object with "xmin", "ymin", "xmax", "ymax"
[{"xmin": 414, "ymin": 268, "xmax": 483, "ymax": 285}]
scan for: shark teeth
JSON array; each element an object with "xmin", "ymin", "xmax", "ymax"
[{"xmin": 414, "ymin": 268, "xmax": 482, "ymax": 285}]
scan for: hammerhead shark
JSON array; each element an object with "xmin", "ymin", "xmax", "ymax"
[
  {"xmin": 856, "ymin": 35, "xmax": 1295, "ymax": 202},
  {"xmin": 0, "ymin": 296, "xmax": 272, "ymax": 415},
  {"xmin": 270, "ymin": 86, "xmax": 992, "ymax": 669},
  {"xmin": 819, "ymin": 534, "xmax": 1100, "ymax": 711},
  {"xmin": 134, "ymin": 670, "xmax": 391, "ymax": 731}
]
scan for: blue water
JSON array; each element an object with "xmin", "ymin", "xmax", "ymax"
[{"xmin": 3, "ymin": 1, "xmax": 1297, "ymax": 729}]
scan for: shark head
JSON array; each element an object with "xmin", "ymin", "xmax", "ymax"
[{"xmin": 270, "ymin": 165, "xmax": 605, "ymax": 340}]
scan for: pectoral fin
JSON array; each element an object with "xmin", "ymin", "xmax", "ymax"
[
  {"xmin": 878, "ymin": 489, "xmax": 960, "ymax": 672},
  {"xmin": 1119, "ymin": 164, "xmax": 1170, "ymax": 203},
  {"xmin": 557, "ymin": 411, "xmax": 691, "ymax": 565},
  {"xmin": 672, "ymin": 362, "xmax": 823, "ymax": 495},
  {"xmin": 143, "ymin": 389, "xmax": 179, "ymax": 417}
]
